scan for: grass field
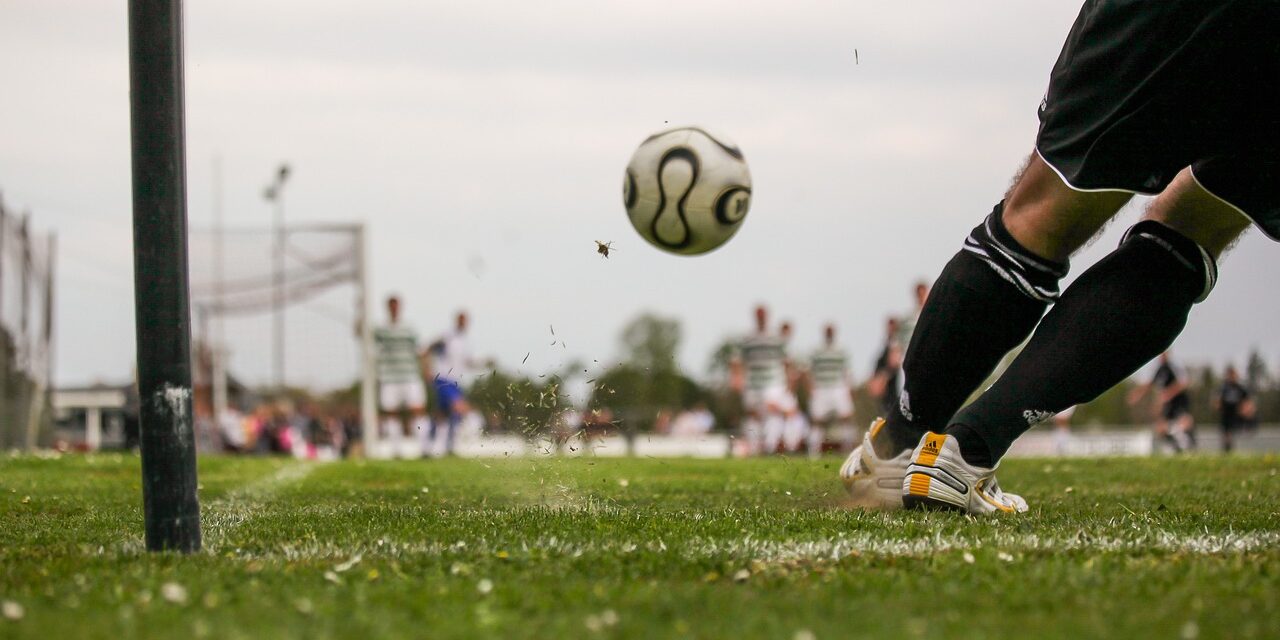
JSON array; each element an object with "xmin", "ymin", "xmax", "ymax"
[{"xmin": 1, "ymin": 452, "xmax": 1278, "ymax": 639}]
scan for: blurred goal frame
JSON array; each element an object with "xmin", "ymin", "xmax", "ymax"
[{"xmin": 200, "ymin": 222, "xmax": 379, "ymax": 457}]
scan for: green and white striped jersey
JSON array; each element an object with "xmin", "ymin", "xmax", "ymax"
[
  {"xmin": 739, "ymin": 333, "xmax": 787, "ymax": 391},
  {"xmin": 810, "ymin": 346, "xmax": 850, "ymax": 388},
  {"xmin": 374, "ymin": 324, "xmax": 421, "ymax": 384},
  {"xmin": 895, "ymin": 313, "xmax": 919, "ymax": 351}
]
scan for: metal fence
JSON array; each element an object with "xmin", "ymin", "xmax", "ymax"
[{"xmin": 0, "ymin": 192, "xmax": 55, "ymax": 450}]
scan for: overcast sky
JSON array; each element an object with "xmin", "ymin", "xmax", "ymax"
[{"xmin": 2, "ymin": 0, "xmax": 1278, "ymax": 390}]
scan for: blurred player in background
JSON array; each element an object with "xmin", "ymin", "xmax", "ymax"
[
  {"xmin": 887, "ymin": 281, "xmax": 930, "ymax": 421},
  {"xmin": 776, "ymin": 320, "xmax": 809, "ymax": 453},
  {"xmin": 1214, "ymin": 365, "xmax": 1251, "ymax": 453},
  {"xmin": 807, "ymin": 324, "xmax": 854, "ymax": 458},
  {"xmin": 428, "ymin": 310, "xmax": 476, "ymax": 456},
  {"xmin": 730, "ymin": 305, "xmax": 787, "ymax": 456},
  {"xmin": 374, "ymin": 295, "xmax": 429, "ymax": 458},
  {"xmin": 894, "ymin": 281, "xmax": 931, "ymax": 350},
  {"xmin": 846, "ymin": 0, "xmax": 1277, "ymax": 514},
  {"xmin": 1129, "ymin": 351, "xmax": 1195, "ymax": 453}
]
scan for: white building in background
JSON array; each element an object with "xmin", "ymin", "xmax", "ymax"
[{"xmin": 52, "ymin": 384, "xmax": 132, "ymax": 451}]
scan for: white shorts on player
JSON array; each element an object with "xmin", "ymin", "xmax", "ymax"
[
  {"xmin": 781, "ymin": 412, "xmax": 809, "ymax": 452},
  {"xmin": 743, "ymin": 385, "xmax": 789, "ymax": 416},
  {"xmin": 777, "ymin": 390, "xmax": 799, "ymax": 415},
  {"xmin": 740, "ymin": 385, "xmax": 786, "ymax": 455},
  {"xmin": 379, "ymin": 380, "xmax": 427, "ymax": 412},
  {"xmin": 809, "ymin": 387, "xmax": 854, "ymax": 423}
]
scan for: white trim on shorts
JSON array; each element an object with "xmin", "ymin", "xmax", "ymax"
[
  {"xmin": 1036, "ymin": 147, "xmax": 1277, "ymax": 242},
  {"xmin": 1033, "ymin": 147, "xmax": 1156, "ymax": 196}
]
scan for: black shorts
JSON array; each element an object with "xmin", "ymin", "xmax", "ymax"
[
  {"xmin": 1036, "ymin": 0, "xmax": 1280, "ymax": 240},
  {"xmin": 1161, "ymin": 395, "xmax": 1191, "ymax": 421}
]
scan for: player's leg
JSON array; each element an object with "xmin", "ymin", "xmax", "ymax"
[
  {"xmin": 873, "ymin": 152, "xmax": 1131, "ymax": 457},
  {"xmin": 776, "ymin": 388, "xmax": 801, "ymax": 453},
  {"xmin": 762, "ymin": 409, "xmax": 784, "ymax": 455},
  {"xmin": 445, "ymin": 395, "xmax": 470, "ymax": 455},
  {"xmin": 757, "ymin": 388, "xmax": 781, "ymax": 455},
  {"xmin": 900, "ymin": 0, "xmax": 1276, "ymax": 511},
  {"xmin": 427, "ymin": 379, "xmax": 452, "ymax": 457},
  {"xmin": 1156, "ymin": 412, "xmax": 1180, "ymax": 454},
  {"xmin": 407, "ymin": 378, "xmax": 432, "ymax": 457},
  {"xmin": 807, "ymin": 389, "xmax": 834, "ymax": 458},
  {"xmin": 739, "ymin": 391, "xmax": 762, "ymax": 457},
  {"xmin": 1151, "ymin": 401, "xmax": 1173, "ymax": 454},
  {"xmin": 783, "ymin": 407, "xmax": 807, "ymax": 453},
  {"xmin": 943, "ymin": 167, "xmax": 1250, "ymax": 469},
  {"xmin": 807, "ymin": 418, "xmax": 825, "ymax": 459},
  {"xmin": 1178, "ymin": 411, "xmax": 1197, "ymax": 452},
  {"xmin": 378, "ymin": 383, "xmax": 407, "ymax": 458},
  {"xmin": 1222, "ymin": 404, "xmax": 1243, "ymax": 453},
  {"xmin": 1221, "ymin": 417, "xmax": 1236, "ymax": 453}
]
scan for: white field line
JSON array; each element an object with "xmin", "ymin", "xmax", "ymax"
[
  {"xmin": 242, "ymin": 530, "xmax": 1280, "ymax": 564},
  {"xmin": 201, "ymin": 462, "xmax": 318, "ymax": 549}
]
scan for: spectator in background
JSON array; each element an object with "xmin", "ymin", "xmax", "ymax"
[
  {"xmin": 218, "ymin": 405, "xmax": 247, "ymax": 453},
  {"xmin": 340, "ymin": 406, "xmax": 362, "ymax": 458},
  {"xmin": 670, "ymin": 403, "xmax": 715, "ymax": 438},
  {"xmin": 652, "ymin": 409, "xmax": 673, "ymax": 435},
  {"xmin": 580, "ymin": 408, "xmax": 615, "ymax": 450},
  {"xmin": 1214, "ymin": 365, "xmax": 1251, "ymax": 453}
]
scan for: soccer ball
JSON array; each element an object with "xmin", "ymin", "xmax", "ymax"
[{"xmin": 622, "ymin": 126, "xmax": 752, "ymax": 255}]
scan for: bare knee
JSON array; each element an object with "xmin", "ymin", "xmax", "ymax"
[
  {"xmin": 1002, "ymin": 152, "xmax": 1132, "ymax": 263},
  {"xmin": 1143, "ymin": 168, "xmax": 1251, "ymax": 259}
]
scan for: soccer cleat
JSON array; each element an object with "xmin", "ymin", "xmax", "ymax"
[
  {"xmin": 901, "ymin": 432, "xmax": 1028, "ymax": 514},
  {"xmin": 840, "ymin": 418, "xmax": 913, "ymax": 509}
]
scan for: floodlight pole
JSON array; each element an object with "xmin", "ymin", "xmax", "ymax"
[
  {"xmin": 128, "ymin": 0, "xmax": 202, "ymax": 552},
  {"xmin": 211, "ymin": 156, "xmax": 228, "ymax": 427},
  {"xmin": 264, "ymin": 164, "xmax": 290, "ymax": 392}
]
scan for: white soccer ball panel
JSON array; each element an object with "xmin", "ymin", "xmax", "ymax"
[{"xmin": 623, "ymin": 126, "xmax": 752, "ymax": 255}]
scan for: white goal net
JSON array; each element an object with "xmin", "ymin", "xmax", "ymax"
[
  {"xmin": 187, "ymin": 223, "xmax": 375, "ymax": 450},
  {"xmin": 0, "ymin": 198, "xmax": 55, "ymax": 450}
]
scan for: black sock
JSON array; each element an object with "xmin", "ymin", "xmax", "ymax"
[
  {"xmin": 947, "ymin": 220, "xmax": 1216, "ymax": 463},
  {"xmin": 874, "ymin": 202, "xmax": 1066, "ymax": 457},
  {"xmin": 948, "ymin": 424, "xmax": 994, "ymax": 468}
]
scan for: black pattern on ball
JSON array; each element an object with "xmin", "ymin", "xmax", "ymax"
[
  {"xmin": 714, "ymin": 186, "xmax": 751, "ymax": 225},
  {"xmin": 624, "ymin": 170, "xmax": 637, "ymax": 210},
  {"xmin": 650, "ymin": 147, "xmax": 699, "ymax": 249}
]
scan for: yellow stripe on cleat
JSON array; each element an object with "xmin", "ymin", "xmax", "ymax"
[
  {"xmin": 908, "ymin": 474, "xmax": 932, "ymax": 496},
  {"xmin": 868, "ymin": 417, "xmax": 886, "ymax": 440}
]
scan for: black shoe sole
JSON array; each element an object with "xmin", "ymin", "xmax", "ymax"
[{"xmin": 902, "ymin": 493, "xmax": 967, "ymax": 513}]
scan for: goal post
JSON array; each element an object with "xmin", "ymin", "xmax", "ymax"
[
  {"xmin": 128, "ymin": 0, "xmax": 201, "ymax": 553},
  {"xmin": 355, "ymin": 224, "xmax": 379, "ymax": 459}
]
